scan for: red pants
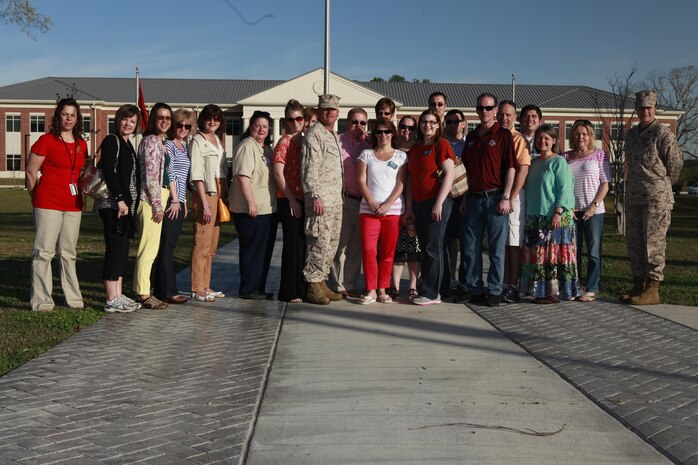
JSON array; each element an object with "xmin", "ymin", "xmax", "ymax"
[{"xmin": 360, "ymin": 213, "xmax": 401, "ymax": 291}]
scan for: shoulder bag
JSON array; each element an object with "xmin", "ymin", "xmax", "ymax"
[{"xmin": 79, "ymin": 134, "xmax": 119, "ymax": 199}]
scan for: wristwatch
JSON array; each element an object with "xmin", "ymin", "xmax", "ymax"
[
  {"xmin": 501, "ymin": 195, "xmax": 510, "ymax": 201},
  {"xmin": 593, "ymin": 201, "xmax": 600, "ymax": 207},
  {"xmin": 311, "ymin": 194, "xmax": 321, "ymax": 201}
]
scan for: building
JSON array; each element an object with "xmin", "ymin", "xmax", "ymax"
[{"xmin": 0, "ymin": 68, "xmax": 682, "ymax": 178}]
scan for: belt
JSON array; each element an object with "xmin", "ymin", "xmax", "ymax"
[
  {"xmin": 344, "ymin": 193, "xmax": 361, "ymax": 201},
  {"xmin": 470, "ymin": 188, "xmax": 503, "ymax": 198}
]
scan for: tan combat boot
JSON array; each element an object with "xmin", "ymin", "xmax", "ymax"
[
  {"xmin": 620, "ymin": 277, "xmax": 645, "ymax": 303},
  {"xmin": 628, "ymin": 279, "xmax": 660, "ymax": 306},
  {"xmin": 320, "ymin": 281, "xmax": 343, "ymax": 301},
  {"xmin": 306, "ymin": 282, "xmax": 330, "ymax": 305}
]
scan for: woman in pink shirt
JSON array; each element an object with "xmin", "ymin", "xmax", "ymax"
[{"xmin": 563, "ymin": 120, "xmax": 611, "ymax": 302}]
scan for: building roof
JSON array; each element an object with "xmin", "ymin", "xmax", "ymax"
[{"xmin": 0, "ymin": 74, "xmax": 624, "ymax": 110}]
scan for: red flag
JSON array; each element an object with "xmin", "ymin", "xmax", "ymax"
[{"xmin": 138, "ymin": 82, "xmax": 148, "ymax": 130}]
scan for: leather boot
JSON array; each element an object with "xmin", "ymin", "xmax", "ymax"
[
  {"xmin": 620, "ymin": 277, "xmax": 645, "ymax": 303},
  {"xmin": 629, "ymin": 279, "xmax": 660, "ymax": 305},
  {"xmin": 320, "ymin": 281, "xmax": 343, "ymax": 301},
  {"xmin": 306, "ymin": 282, "xmax": 330, "ymax": 305}
]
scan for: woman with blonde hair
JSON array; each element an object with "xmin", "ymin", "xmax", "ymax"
[{"xmin": 563, "ymin": 120, "xmax": 611, "ymax": 302}]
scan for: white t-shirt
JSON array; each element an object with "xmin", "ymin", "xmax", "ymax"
[{"xmin": 357, "ymin": 148, "xmax": 407, "ymax": 216}]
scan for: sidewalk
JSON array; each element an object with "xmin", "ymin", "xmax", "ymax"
[{"xmin": 0, "ymin": 232, "xmax": 695, "ymax": 464}]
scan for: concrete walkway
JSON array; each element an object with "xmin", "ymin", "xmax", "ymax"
[{"xmin": 0, "ymin": 232, "xmax": 695, "ymax": 464}]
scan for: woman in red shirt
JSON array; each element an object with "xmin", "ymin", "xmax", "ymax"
[
  {"xmin": 405, "ymin": 109, "xmax": 455, "ymax": 306},
  {"xmin": 26, "ymin": 98, "xmax": 87, "ymax": 312}
]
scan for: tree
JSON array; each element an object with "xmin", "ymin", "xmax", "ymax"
[
  {"xmin": 388, "ymin": 75, "xmax": 406, "ymax": 82},
  {"xmin": 0, "ymin": 0, "xmax": 52, "ymax": 39},
  {"xmin": 590, "ymin": 65, "xmax": 638, "ymax": 236},
  {"xmin": 370, "ymin": 77, "xmax": 385, "ymax": 83},
  {"xmin": 643, "ymin": 65, "xmax": 698, "ymax": 159}
]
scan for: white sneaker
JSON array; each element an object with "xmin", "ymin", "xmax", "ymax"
[
  {"xmin": 104, "ymin": 296, "xmax": 137, "ymax": 313},
  {"xmin": 120, "ymin": 295, "xmax": 142, "ymax": 310},
  {"xmin": 412, "ymin": 295, "xmax": 442, "ymax": 306}
]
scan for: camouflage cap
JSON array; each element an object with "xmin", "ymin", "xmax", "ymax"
[
  {"xmin": 318, "ymin": 94, "xmax": 340, "ymax": 110},
  {"xmin": 635, "ymin": 90, "xmax": 657, "ymax": 108}
]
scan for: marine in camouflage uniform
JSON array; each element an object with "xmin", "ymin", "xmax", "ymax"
[
  {"xmin": 623, "ymin": 90, "xmax": 683, "ymax": 305},
  {"xmin": 301, "ymin": 94, "xmax": 345, "ymax": 304}
]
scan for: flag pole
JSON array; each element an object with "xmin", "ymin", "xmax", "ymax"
[{"xmin": 135, "ymin": 66, "xmax": 140, "ymax": 146}]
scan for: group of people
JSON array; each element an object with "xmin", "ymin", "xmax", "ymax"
[{"xmin": 27, "ymin": 88, "xmax": 682, "ymax": 313}]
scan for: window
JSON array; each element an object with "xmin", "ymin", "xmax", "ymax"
[
  {"xmin": 30, "ymin": 115, "xmax": 45, "ymax": 133},
  {"xmin": 611, "ymin": 123, "xmax": 625, "ymax": 140},
  {"xmin": 108, "ymin": 117, "xmax": 115, "ymax": 134},
  {"xmin": 6, "ymin": 154, "xmax": 21, "ymax": 171},
  {"xmin": 6, "ymin": 115, "xmax": 20, "ymax": 132},
  {"xmin": 467, "ymin": 122, "xmax": 478, "ymax": 133},
  {"xmin": 565, "ymin": 123, "xmax": 573, "ymax": 140},
  {"xmin": 82, "ymin": 115, "xmax": 91, "ymax": 134},
  {"xmin": 225, "ymin": 117, "xmax": 241, "ymax": 136}
]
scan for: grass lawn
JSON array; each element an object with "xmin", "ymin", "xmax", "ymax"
[{"xmin": 0, "ymin": 188, "xmax": 236, "ymax": 376}]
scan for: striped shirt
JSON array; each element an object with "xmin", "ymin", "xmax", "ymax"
[
  {"xmin": 165, "ymin": 139, "xmax": 191, "ymax": 204},
  {"xmin": 563, "ymin": 149, "xmax": 611, "ymax": 213}
]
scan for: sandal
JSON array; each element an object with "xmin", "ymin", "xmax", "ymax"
[
  {"xmin": 534, "ymin": 296, "xmax": 560, "ymax": 305},
  {"xmin": 205, "ymin": 289, "xmax": 225, "ymax": 298},
  {"xmin": 578, "ymin": 292, "xmax": 596, "ymax": 302},
  {"xmin": 388, "ymin": 287, "xmax": 400, "ymax": 299},
  {"xmin": 290, "ymin": 298, "xmax": 303, "ymax": 303},
  {"xmin": 191, "ymin": 292, "xmax": 215, "ymax": 302},
  {"xmin": 377, "ymin": 294, "xmax": 393, "ymax": 304},
  {"xmin": 359, "ymin": 295, "xmax": 377, "ymax": 305},
  {"xmin": 138, "ymin": 295, "xmax": 168, "ymax": 310},
  {"xmin": 409, "ymin": 289, "xmax": 419, "ymax": 302}
]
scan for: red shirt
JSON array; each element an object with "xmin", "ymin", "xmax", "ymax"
[
  {"xmin": 31, "ymin": 133, "xmax": 87, "ymax": 211},
  {"xmin": 462, "ymin": 122, "xmax": 515, "ymax": 193},
  {"xmin": 274, "ymin": 135, "xmax": 303, "ymax": 200},
  {"xmin": 408, "ymin": 138, "xmax": 455, "ymax": 202}
]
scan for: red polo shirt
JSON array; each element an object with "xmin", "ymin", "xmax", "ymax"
[
  {"xmin": 408, "ymin": 138, "xmax": 455, "ymax": 201},
  {"xmin": 462, "ymin": 122, "xmax": 515, "ymax": 193}
]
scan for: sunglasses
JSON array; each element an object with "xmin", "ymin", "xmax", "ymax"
[
  {"xmin": 373, "ymin": 129, "xmax": 393, "ymax": 135},
  {"xmin": 377, "ymin": 111, "xmax": 393, "ymax": 117},
  {"xmin": 429, "ymin": 102, "xmax": 445, "ymax": 107},
  {"xmin": 476, "ymin": 105, "xmax": 495, "ymax": 112},
  {"xmin": 155, "ymin": 115, "xmax": 172, "ymax": 121},
  {"xmin": 420, "ymin": 120, "xmax": 438, "ymax": 126},
  {"xmin": 351, "ymin": 119, "xmax": 367, "ymax": 126},
  {"xmin": 445, "ymin": 119, "xmax": 462, "ymax": 125},
  {"xmin": 176, "ymin": 123, "xmax": 192, "ymax": 130},
  {"xmin": 285, "ymin": 116, "xmax": 304, "ymax": 122},
  {"xmin": 399, "ymin": 124, "xmax": 416, "ymax": 131},
  {"xmin": 206, "ymin": 116, "xmax": 221, "ymax": 122}
]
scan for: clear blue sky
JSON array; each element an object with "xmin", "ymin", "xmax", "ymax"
[{"xmin": 2, "ymin": 0, "xmax": 697, "ymax": 91}]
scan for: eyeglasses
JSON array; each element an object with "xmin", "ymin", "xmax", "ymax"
[
  {"xmin": 399, "ymin": 124, "xmax": 416, "ymax": 131},
  {"xmin": 285, "ymin": 116, "xmax": 304, "ymax": 122},
  {"xmin": 445, "ymin": 119, "xmax": 463, "ymax": 125},
  {"xmin": 176, "ymin": 123, "xmax": 192, "ymax": 130},
  {"xmin": 206, "ymin": 116, "xmax": 221, "ymax": 122},
  {"xmin": 155, "ymin": 115, "xmax": 172, "ymax": 121},
  {"xmin": 420, "ymin": 120, "xmax": 438, "ymax": 126},
  {"xmin": 351, "ymin": 119, "xmax": 367, "ymax": 126},
  {"xmin": 429, "ymin": 102, "xmax": 445, "ymax": 107},
  {"xmin": 476, "ymin": 105, "xmax": 495, "ymax": 112},
  {"xmin": 373, "ymin": 129, "xmax": 393, "ymax": 135}
]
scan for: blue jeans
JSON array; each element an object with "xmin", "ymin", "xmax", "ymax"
[
  {"xmin": 413, "ymin": 197, "xmax": 453, "ymax": 300},
  {"xmin": 575, "ymin": 213, "xmax": 603, "ymax": 292},
  {"xmin": 461, "ymin": 193, "xmax": 509, "ymax": 296}
]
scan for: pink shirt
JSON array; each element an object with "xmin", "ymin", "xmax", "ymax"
[
  {"xmin": 563, "ymin": 149, "xmax": 611, "ymax": 213},
  {"xmin": 338, "ymin": 132, "xmax": 370, "ymax": 196}
]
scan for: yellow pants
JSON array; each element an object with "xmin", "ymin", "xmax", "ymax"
[{"xmin": 133, "ymin": 188, "xmax": 168, "ymax": 295}]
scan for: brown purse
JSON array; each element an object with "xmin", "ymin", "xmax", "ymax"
[{"xmin": 217, "ymin": 197, "xmax": 231, "ymax": 223}]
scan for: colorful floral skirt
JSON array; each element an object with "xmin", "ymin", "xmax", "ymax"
[{"xmin": 519, "ymin": 211, "xmax": 580, "ymax": 300}]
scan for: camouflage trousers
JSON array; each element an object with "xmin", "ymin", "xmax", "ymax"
[
  {"xmin": 626, "ymin": 203, "xmax": 672, "ymax": 281},
  {"xmin": 303, "ymin": 205, "xmax": 343, "ymax": 283}
]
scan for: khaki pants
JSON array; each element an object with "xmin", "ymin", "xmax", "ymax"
[
  {"xmin": 329, "ymin": 196, "xmax": 362, "ymax": 292},
  {"xmin": 31, "ymin": 208, "xmax": 83, "ymax": 311},
  {"xmin": 133, "ymin": 188, "xmax": 168, "ymax": 295},
  {"xmin": 191, "ymin": 193, "xmax": 220, "ymax": 293}
]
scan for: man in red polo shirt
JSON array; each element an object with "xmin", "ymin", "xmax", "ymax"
[{"xmin": 459, "ymin": 93, "xmax": 516, "ymax": 307}]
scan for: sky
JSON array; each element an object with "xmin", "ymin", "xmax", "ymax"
[{"xmin": 1, "ymin": 0, "xmax": 697, "ymax": 91}]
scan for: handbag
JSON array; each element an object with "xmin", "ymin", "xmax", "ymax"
[
  {"xmin": 448, "ymin": 157, "xmax": 469, "ymax": 198},
  {"xmin": 78, "ymin": 156, "xmax": 110, "ymax": 199},
  {"xmin": 78, "ymin": 134, "xmax": 119, "ymax": 200},
  {"xmin": 217, "ymin": 197, "xmax": 231, "ymax": 223}
]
